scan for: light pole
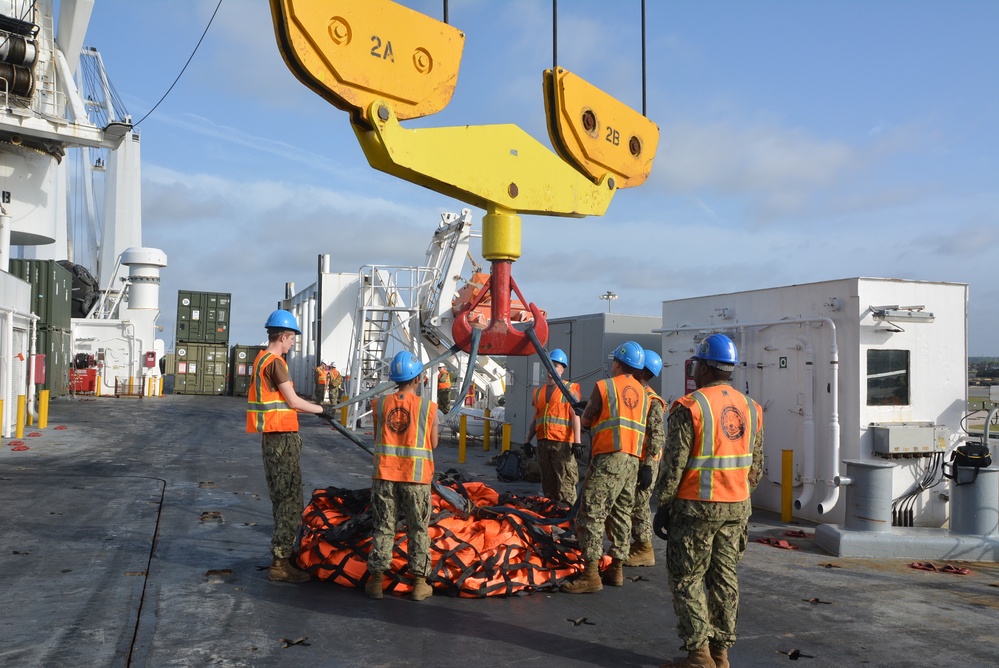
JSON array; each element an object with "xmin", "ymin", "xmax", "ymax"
[{"xmin": 599, "ymin": 291, "xmax": 618, "ymax": 313}]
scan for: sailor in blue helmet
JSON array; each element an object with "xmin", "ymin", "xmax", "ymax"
[
  {"xmin": 655, "ymin": 333, "xmax": 764, "ymax": 668},
  {"xmin": 366, "ymin": 351, "xmax": 439, "ymax": 601},
  {"xmin": 523, "ymin": 349, "xmax": 583, "ymax": 506},
  {"xmin": 562, "ymin": 341, "xmax": 649, "ymax": 594},
  {"xmin": 246, "ymin": 309, "xmax": 338, "ymax": 583},
  {"xmin": 623, "ymin": 349, "xmax": 666, "ymax": 568}
]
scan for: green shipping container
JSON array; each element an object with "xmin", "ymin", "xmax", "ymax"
[
  {"xmin": 35, "ymin": 326, "xmax": 71, "ymax": 397},
  {"xmin": 229, "ymin": 344, "xmax": 265, "ymax": 396},
  {"xmin": 173, "ymin": 342, "xmax": 228, "ymax": 395},
  {"xmin": 176, "ymin": 290, "xmax": 231, "ymax": 344},
  {"xmin": 9, "ymin": 260, "xmax": 73, "ymax": 330}
]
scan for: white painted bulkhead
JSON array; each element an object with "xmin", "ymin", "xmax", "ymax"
[
  {"xmin": 282, "ymin": 271, "xmax": 360, "ymax": 394},
  {"xmin": 658, "ymin": 277, "xmax": 968, "ymax": 527}
]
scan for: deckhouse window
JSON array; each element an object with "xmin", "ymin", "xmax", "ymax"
[{"xmin": 867, "ymin": 349, "xmax": 910, "ymax": 406}]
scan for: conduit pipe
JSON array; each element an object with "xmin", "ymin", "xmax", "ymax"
[{"xmin": 656, "ymin": 316, "xmax": 840, "ymax": 515}]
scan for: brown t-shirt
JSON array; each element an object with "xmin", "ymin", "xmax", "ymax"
[{"xmin": 262, "ymin": 354, "xmax": 291, "ymax": 394}]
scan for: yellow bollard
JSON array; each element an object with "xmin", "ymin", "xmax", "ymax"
[
  {"xmin": 39, "ymin": 390, "xmax": 49, "ymax": 429},
  {"xmin": 340, "ymin": 405, "xmax": 349, "ymax": 424},
  {"xmin": 27, "ymin": 409, "xmax": 33, "ymax": 426},
  {"xmin": 159, "ymin": 376, "xmax": 164, "ymax": 396},
  {"xmin": 129, "ymin": 376, "xmax": 134, "ymax": 396},
  {"xmin": 16, "ymin": 395, "xmax": 26, "ymax": 438},
  {"xmin": 502, "ymin": 423, "xmax": 511, "ymax": 452},
  {"xmin": 781, "ymin": 449, "xmax": 794, "ymax": 522},
  {"xmin": 458, "ymin": 413, "xmax": 467, "ymax": 463},
  {"xmin": 483, "ymin": 409, "xmax": 491, "ymax": 452},
  {"xmin": 96, "ymin": 375, "xmax": 102, "ymax": 397}
]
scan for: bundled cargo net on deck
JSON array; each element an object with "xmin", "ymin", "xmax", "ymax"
[{"xmin": 296, "ymin": 481, "xmax": 589, "ymax": 597}]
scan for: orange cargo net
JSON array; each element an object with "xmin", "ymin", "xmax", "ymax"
[{"xmin": 296, "ymin": 481, "xmax": 599, "ymax": 597}]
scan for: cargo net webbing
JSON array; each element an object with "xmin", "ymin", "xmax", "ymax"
[{"xmin": 295, "ymin": 480, "xmax": 589, "ymax": 597}]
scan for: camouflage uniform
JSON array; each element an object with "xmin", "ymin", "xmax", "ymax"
[
  {"xmin": 576, "ymin": 451, "xmax": 641, "ymax": 561},
  {"xmin": 656, "ymin": 380, "xmax": 765, "ymax": 652},
  {"xmin": 631, "ymin": 398, "xmax": 665, "ymax": 543},
  {"xmin": 538, "ymin": 438, "xmax": 578, "ymax": 505},
  {"xmin": 367, "ymin": 478, "xmax": 432, "ymax": 577},
  {"xmin": 260, "ymin": 432, "xmax": 304, "ymax": 559}
]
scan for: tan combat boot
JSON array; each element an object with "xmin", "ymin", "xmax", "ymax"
[
  {"xmin": 601, "ymin": 557, "xmax": 624, "ymax": 586},
  {"xmin": 709, "ymin": 646, "xmax": 729, "ymax": 668},
  {"xmin": 267, "ymin": 557, "xmax": 311, "ymax": 583},
  {"xmin": 623, "ymin": 541, "xmax": 656, "ymax": 567},
  {"xmin": 412, "ymin": 576, "xmax": 433, "ymax": 601},
  {"xmin": 560, "ymin": 560, "xmax": 603, "ymax": 594},
  {"xmin": 365, "ymin": 571, "xmax": 385, "ymax": 599},
  {"xmin": 659, "ymin": 647, "xmax": 716, "ymax": 668}
]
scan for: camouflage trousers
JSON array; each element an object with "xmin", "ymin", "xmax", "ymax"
[
  {"xmin": 575, "ymin": 451, "xmax": 640, "ymax": 561},
  {"xmin": 538, "ymin": 439, "xmax": 578, "ymax": 506},
  {"xmin": 666, "ymin": 513, "xmax": 748, "ymax": 651},
  {"xmin": 314, "ymin": 384, "xmax": 327, "ymax": 404},
  {"xmin": 260, "ymin": 432, "xmax": 304, "ymax": 560},
  {"xmin": 437, "ymin": 389, "xmax": 451, "ymax": 414},
  {"xmin": 630, "ymin": 458, "xmax": 660, "ymax": 543},
  {"xmin": 368, "ymin": 478, "xmax": 432, "ymax": 577}
]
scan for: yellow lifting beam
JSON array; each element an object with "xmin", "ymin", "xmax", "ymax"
[{"xmin": 544, "ymin": 67, "xmax": 660, "ymax": 188}]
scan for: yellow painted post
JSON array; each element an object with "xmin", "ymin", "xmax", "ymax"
[
  {"xmin": 782, "ymin": 449, "xmax": 794, "ymax": 522},
  {"xmin": 96, "ymin": 375, "xmax": 102, "ymax": 397},
  {"xmin": 340, "ymin": 405, "xmax": 349, "ymax": 423},
  {"xmin": 159, "ymin": 376, "xmax": 164, "ymax": 396},
  {"xmin": 27, "ymin": 409, "xmax": 33, "ymax": 426},
  {"xmin": 458, "ymin": 414, "xmax": 467, "ymax": 463},
  {"xmin": 483, "ymin": 409, "xmax": 491, "ymax": 451},
  {"xmin": 129, "ymin": 376, "xmax": 134, "ymax": 396},
  {"xmin": 16, "ymin": 395, "xmax": 26, "ymax": 438},
  {"xmin": 502, "ymin": 423, "xmax": 511, "ymax": 452},
  {"xmin": 39, "ymin": 390, "xmax": 49, "ymax": 429}
]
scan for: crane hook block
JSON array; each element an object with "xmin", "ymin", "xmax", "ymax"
[
  {"xmin": 452, "ymin": 261, "xmax": 549, "ymax": 356},
  {"xmin": 270, "ymin": 0, "xmax": 465, "ymax": 125},
  {"xmin": 544, "ymin": 67, "xmax": 660, "ymax": 188}
]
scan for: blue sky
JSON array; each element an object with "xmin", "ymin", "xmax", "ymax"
[{"xmin": 81, "ymin": 0, "xmax": 998, "ymax": 355}]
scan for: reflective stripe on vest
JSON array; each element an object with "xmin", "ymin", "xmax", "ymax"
[
  {"xmin": 591, "ymin": 376, "xmax": 648, "ymax": 457},
  {"xmin": 316, "ymin": 366, "xmax": 327, "ymax": 384},
  {"xmin": 246, "ymin": 352, "xmax": 299, "ymax": 433},
  {"xmin": 373, "ymin": 392, "xmax": 435, "ymax": 484},
  {"xmin": 675, "ymin": 385, "xmax": 762, "ymax": 502},
  {"xmin": 532, "ymin": 382, "xmax": 579, "ymax": 442}
]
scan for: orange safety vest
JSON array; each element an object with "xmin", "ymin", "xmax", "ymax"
[
  {"xmin": 532, "ymin": 382, "xmax": 580, "ymax": 442},
  {"xmin": 329, "ymin": 368, "xmax": 341, "ymax": 383},
  {"xmin": 373, "ymin": 392, "xmax": 436, "ymax": 484},
  {"xmin": 590, "ymin": 375, "xmax": 649, "ymax": 457},
  {"xmin": 437, "ymin": 370, "xmax": 451, "ymax": 390},
  {"xmin": 247, "ymin": 352, "xmax": 299, "ymax": 433},
  {"xmin": 674, "ymin": 384, "xmax": 763, "ymax": 502},
  {"xmin": 315, "ymin": 365, "xmax": 327, "ymax": 385},
  {"xmin": 642, "ymin": 386, "xmax": 667, "ymax": 461}
]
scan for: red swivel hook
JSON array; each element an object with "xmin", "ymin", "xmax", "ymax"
[{"xmin": 451, "ymin": 261, "xmax": 549, "ymax": 356}]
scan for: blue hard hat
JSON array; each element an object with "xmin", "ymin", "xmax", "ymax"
[
  {"xmin": 613, "ymin": 341, "xmax": 645, "ymax": 370},
  {"xmin": 549, "ymin": 348, "xmax": 568, "ymax": 368},
  {"xmin": 694, "ymin": 333, "xmax": 738, "ymax": 366},
  {"xmin": 389, "ymin": 351, "xmax": 423, "ymax": 382},
  {"xmin": 264, "ymin": 309, "xmax": 301, "ymax": 334},
  {"xmin": 642, "ymin": 349, "xmax": 663, "ymax": 378}
]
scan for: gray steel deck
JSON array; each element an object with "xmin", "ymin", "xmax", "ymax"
[{"xmin": 2, "ymin": 394, "xmax": 997, "ymax": 666}]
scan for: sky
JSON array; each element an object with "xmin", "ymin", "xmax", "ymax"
[{"xmin": 78, "ymin": 0, "xmax": 999, "ymax": 355}]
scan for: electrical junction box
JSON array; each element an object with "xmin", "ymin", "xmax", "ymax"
[{"xmin": 871, "ymin": 423, "xmax": 949, "ymax": 455}]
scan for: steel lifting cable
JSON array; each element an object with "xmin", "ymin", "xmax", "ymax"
[
  {"xmin": 134, "ymin": 0, "xmax": 223, "ymax": 128},
  {"xmin": 552, "ymin": 0, "xmax": 649, "ymax": 116}
]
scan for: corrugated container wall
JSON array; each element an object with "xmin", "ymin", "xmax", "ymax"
[
  {"xmin": 9, "ymin": 259, "xmax": 72, "ymax": 330},
  {"xmin": 174, "ymin": 343, "xmax": 228, "ymax": 395},
  {"xmin": 505, "ymin": 313, "xmax": 662, "ymax": 447},
  {"xmin": 176, "ymin": 290, "xmax": 231, "ymax": 344},
  {"xmin": 36, "ymin": 327, "xmax": 71, "ymax": 396},
  {"xmin": 229, "ymin": 344, "xmax": 265, "ymax": 396}
]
